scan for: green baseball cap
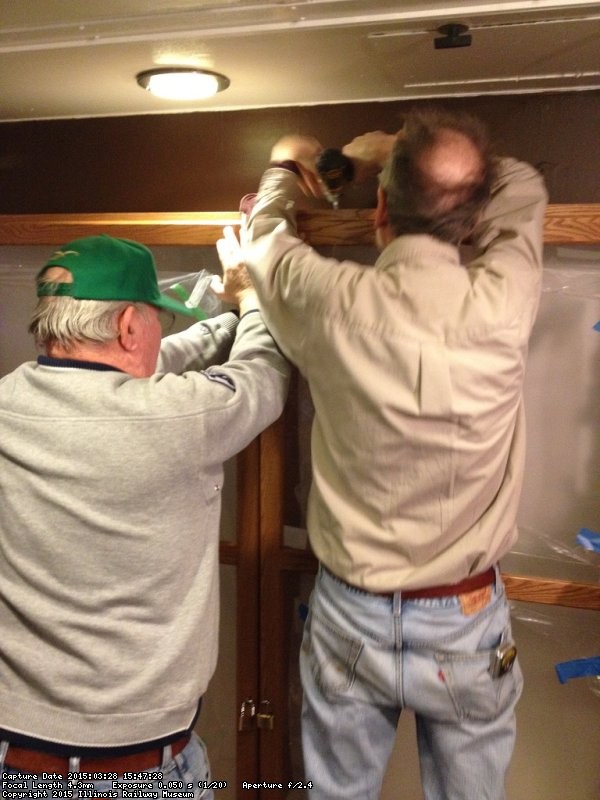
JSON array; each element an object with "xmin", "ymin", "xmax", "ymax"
[{"xmin": 37, "ymin": 234, "xmax": 198, "ymax": 318}]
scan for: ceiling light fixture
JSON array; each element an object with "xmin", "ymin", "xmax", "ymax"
[{"xmin": 136, "ymin": 68, "xmax": 230, "ymax": 100}]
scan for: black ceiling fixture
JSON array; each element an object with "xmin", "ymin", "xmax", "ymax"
[{"xmin": 434, "ymin": 23, "xmax": 472, "ymax": 49}]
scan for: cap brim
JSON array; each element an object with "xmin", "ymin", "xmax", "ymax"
[{"xmin": 154, "ymin": 292, "xmax": 202, "ymax": 319}]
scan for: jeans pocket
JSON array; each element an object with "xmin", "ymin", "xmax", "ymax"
[
  {"xmin": 434, "ymin": 643, "xmax": 523, "ymax": 722},
  {"xmin": 304, "ymin": 609, "xmax": 363, "ymax": 696}
]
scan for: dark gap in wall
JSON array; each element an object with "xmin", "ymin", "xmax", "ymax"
[{"xmin": 0, "ymin": 91, "xmax": 598, "ymax": 213}]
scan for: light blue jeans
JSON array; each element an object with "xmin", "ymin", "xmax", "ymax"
[
  {"xmin": 0, "ymin": 731, "xmax": 214, "ymax": 799},
  {"xmin": 300, "ymin": 566, "xmax": 523, "ymax": 800}
]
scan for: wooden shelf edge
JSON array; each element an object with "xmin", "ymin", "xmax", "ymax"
[
  {"xmin": 0, "ymin": 204, "xmax": 599, "ymax": 245},
  {"xmin": 0, "ymin": 212, "xmax": 242, "ymax": 246},
  {"xmin": 543, "ymin": 203, "xmax": 600, "ymax": 244},
  {"xmin": 502, "ymin": 573, "xmax": 600, "ymax": 610}
]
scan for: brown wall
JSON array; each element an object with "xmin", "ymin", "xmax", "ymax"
[{"xmin": 0, "ymin": 91, "xmax": 598, "ymax": 214}]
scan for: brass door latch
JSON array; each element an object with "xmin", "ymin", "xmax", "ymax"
[
  {"xmin": 238, "ymin": 698, "xmax": 275, "ymax": 731},
  {"xmin": 256, "ymin": 700, "xmax": 275, "ymax": 730}
]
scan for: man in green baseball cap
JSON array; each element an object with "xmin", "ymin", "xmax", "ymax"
[
  {"xmin": 31, "ymin": 233, "xmax": 223, "ymax": 377},
  {"xmin": 0, "ymin": 232, "xmax": 289, "ymax": 794}
]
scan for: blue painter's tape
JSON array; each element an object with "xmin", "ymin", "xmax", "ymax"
[
  {"xmin": 577, "ymin": 528, "xmax": 600, "ymax": 553},
  {"xmin": 594, "ymin": 320, "xmax": 600, "ymax": 332},
  {"xmin": 555, "ymin": 657, "xmax": 600, "ymax": 684}
]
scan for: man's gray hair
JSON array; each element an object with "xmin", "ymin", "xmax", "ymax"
[
  {"xmin": 29, "ymin": 295, "xmax": 135, "ymax": 350},
  {"xmin": 379, "ymin": 108, "xmax": 496, "ymax": 244},
  {"xmin": 29, "ymin": 270, "xmax": 149, "ymax": 350}
]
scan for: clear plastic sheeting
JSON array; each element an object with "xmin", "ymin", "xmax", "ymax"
[
  {"xmin": 504, "ymin": 245, "xmax": 600, "ymax": 718},
  {"xmin": 515, "ymin": 612, "xmax": 600, "ymax": 701},
  {"xmin": 502, "ymin": 525, "xmax": 600, "ymax": 585},
  {"xmin": 508, "ymin": 245, "xmax": 600, "ymax": 585},
  {"xmin": 0, "ymin": 260, "xmax": 40, "ymax": 373},
  {"xmin": 499, "ymin": 601, "xmax": 599, "ymax": 799},
  {"xmin": 541, "ymin": 245, "xmax": 600, "ymax": 298}
]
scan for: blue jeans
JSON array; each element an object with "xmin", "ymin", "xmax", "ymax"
[
  {"xmin": 1, "ymin": 731, "xmax": 214, "ymax": 799},
  {"xmin": 300, "ymin": 566, "xmax": 523, "ymax": 800}
]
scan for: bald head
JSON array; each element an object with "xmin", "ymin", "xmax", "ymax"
[
  {"xmin": 378, "ymin": 108, "xmax": 495, "ymax": 243},
  {"xmin": 421, "ymin": 129, "xmax": 484, "ymax": 187},
  {"xmin": 417, "ymin": 128, "xmax": 486, "ymax": 213}
]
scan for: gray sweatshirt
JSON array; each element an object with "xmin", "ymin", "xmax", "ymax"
[{"xmin": 0, "ymin": 310, "xmax": 289, "ymax": 747}]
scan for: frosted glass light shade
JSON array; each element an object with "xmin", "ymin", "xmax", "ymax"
[{"xmin": 136, "ymin": 68, "xmax": 230, "ymax": 100}]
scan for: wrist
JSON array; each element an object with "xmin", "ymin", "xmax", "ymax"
[{"xmin": 238, "ymin": 288, "xmax": 259, "ymax": 316}]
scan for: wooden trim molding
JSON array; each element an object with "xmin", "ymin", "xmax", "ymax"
[
  {"xmin": 0, "ymin": 204, "xmax": 599, "ymax": 246},
  {"xmin": 542, "ymin": 204, "xmax": 600, "ymax": 244},
  {"xmin": 297, "ymin": 204, "xmax": 600, "ymax": 247},
  {"xmin": 502, "ymin": 573, "xmax": 600, "ymax": 610},
  {"xmin": 0, "ymin": 212, "xmax": 241, "ymax": 247}
]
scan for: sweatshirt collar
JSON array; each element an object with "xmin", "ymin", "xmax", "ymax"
[{"xmin": 37, "ymin": 355, "xmax": 124, "ymax": 372}]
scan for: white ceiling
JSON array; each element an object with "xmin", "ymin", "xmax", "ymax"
[{"xmin": 1, "ymin": 0, "xmax": 599, "ymax": 122}]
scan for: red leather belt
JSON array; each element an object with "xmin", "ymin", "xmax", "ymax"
[
  {"xmin": 399, "ymin": 566, "xmax": 496, "ymax": 599},
  {"xmin": 324, "ymin": 565, "xmax": 497, "ymax": 599},
  {"xmin": 4, "ymin": 732, "xmax": 190, "ymax": 777}
]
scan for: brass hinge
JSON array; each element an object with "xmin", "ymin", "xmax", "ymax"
[{"xmin": 238, "ymin": 698, "xmax": 256, "ymax": 731}]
